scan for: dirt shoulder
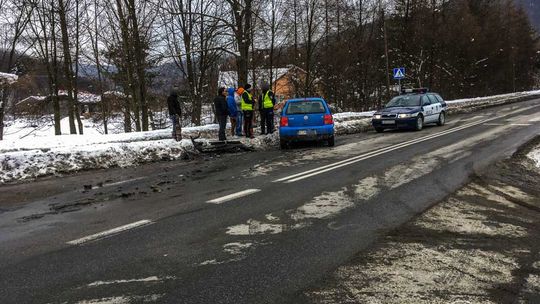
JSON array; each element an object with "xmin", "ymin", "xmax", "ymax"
[{"xmin": 300, "ymin": 137, "xmax": 540, "ymax": 304}]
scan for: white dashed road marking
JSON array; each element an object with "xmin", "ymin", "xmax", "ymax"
[
  {"xmin": 207, "ymin": 189, "xmax": 261, "ymax": 204},
  {"xmin": 67, "ymin": 220, "xmax": 153, "ymax": 245}
]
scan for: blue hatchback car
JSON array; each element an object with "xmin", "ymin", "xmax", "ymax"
[{"xmin": 279, "ymin": 98, "xmax": 335, "ymax": 149}]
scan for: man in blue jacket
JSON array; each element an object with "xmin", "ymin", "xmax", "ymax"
[{"xmin": 226, "ymin": 88, "xmax": 239, "ymax": 137}]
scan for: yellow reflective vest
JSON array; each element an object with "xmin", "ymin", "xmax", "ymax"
[
  {"xmin": 241, "ymin": 91, "xmax": 253, "ymax": 111},
  {"xmin": 263, "ymin": 91, "xmax": 274, "ymax": 109}
]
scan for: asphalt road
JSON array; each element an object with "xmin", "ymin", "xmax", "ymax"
[{"xmin": 1, "ymin": 99, "xmax": 539, "ymax": 304}]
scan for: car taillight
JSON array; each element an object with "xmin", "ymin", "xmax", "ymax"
[
  {"xmin": 280, "ymin": 116, "xmax": 289, "ymax": 127},
  {"xmin": 324, "ymin": 114, "xmax": 333, "ymax": 125}
]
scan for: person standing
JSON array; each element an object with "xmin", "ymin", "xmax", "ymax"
[
  {"xmin": 240, "ymin": 84, "xmax": 254, "ymax": 138},
  {"xmin": 258, "ymin": 83, "xmax": 276, "ymax": 134},
  {"xmin": 234, "ymin": 89, "xmax": 243, "ymax": 136},
  {"xmin": 167, "ymin": 90, "xmax": 182, "ymax": 141},
  {"xmin": 213, "ymin": 87, "xmax": 229, "ymax": 141},
  {"xmin": 226, "ymin": 87, "xmax": 238, "ymax": 137}
]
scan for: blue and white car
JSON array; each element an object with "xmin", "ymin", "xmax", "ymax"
[
  {"xmin": 279, "ymin": 98, "xmax": 335, "ymax": 149},
  {"xmin": 372, "ymin": 89, "xmax": 447, "ymax": 132}
]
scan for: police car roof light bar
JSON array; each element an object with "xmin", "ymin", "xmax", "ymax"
[{"xmin": 401, "ymin": 87, "xmax": 429, "ymax": 94}]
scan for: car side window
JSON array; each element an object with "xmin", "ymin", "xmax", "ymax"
[
  {"xmin": 421, "ymin": 96, "xmax": 431, "ymax": 106},
  {"xmin": 434, "ymin": 94, "xmax": 446, "ymax": 107},
  {"xmin": 427, "ymin": 94, "xmax": 439, "ymax": 105}
]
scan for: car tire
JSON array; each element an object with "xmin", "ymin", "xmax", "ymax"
[
  {"xmin": 280, "ymin": 139, "xmax": 288, "ymax": 150},
  {"xmin": 375, "ymin": 127, "xmax": 384, "ymax": 133},
  {"xmin": 328, "ymin": 136, "xmax": 335, "ymax": 147},
  {"xmin": 437, "ymin": 112, "xmax": 446, "ymax": 126},
  {"xmin": 415, "ymin": 115, "xmax": 424, "ymax": 131}
]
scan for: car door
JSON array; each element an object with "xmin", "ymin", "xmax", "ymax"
[
  {"xmin": 427, "ymin": 94, "xmax": 442, "ymax": 120},
  {"xmin": 421, "ymin": 96, "xmax": 435, "ymax": 123}
]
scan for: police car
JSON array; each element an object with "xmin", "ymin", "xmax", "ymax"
[{"xmin": 372, "ymin": 88, "xmax": 447, "ymax": 132}]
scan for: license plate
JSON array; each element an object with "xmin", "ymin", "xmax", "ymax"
[
  {"xmin": 382, "ymin": 120, "xmax": 395, "ymax": 125},
  {"xmin": 297, "ymin": 130, "xmax": 316, "ymax": 136}
]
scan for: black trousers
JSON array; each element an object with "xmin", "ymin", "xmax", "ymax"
[
  {"xmin": 217, "ymin": 115, "xmax": 228, "ymax": 141},
  {"xmin": 260, "ymin": 108, "xmax": 274, "ymax": 134},
  {"xmin": 243, "ymin": 110, "xmax": 253, "ymax": 138}
]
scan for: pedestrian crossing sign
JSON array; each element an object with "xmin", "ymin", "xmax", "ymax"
[{"xmin": 393, "ymin": 67, "xmax": 406, "ymax": 79}]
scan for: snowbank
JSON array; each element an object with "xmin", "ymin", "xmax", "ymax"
[
  {"xmin": 527, "ymin": 145, "xmax": 540, "ymax": 169},
  {"xmin": 1, "ymin": 139, "xmax": 195, "ymax": 183},
  {"xmin": 446, "ymin": 90, "xmax": 540, "ymax": 113},
  {"xmin": 1, "ymin": 89, "xmax": 539, "ymax": 183}
]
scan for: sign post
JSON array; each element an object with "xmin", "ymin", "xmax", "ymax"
[{"xmin": 393, "ymin": 67, "xmax": 406, "ymax": 93}]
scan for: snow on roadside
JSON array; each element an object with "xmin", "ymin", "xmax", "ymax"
[
  {"xmin": 527, "ymin": 144, "xmax": 540, "ymax": 169},
  {"xmin": 446, "ymin": 90, "xmax": 540, "ymax": 105},
  {"xmin": 0, "ymin": 139, "xmax": 195, "ymax": 183},
  {"xmin": 1, "ymin": 89, "xmax": 539, "ymax": 183}
]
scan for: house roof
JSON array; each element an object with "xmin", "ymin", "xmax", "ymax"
[
  {"xmin": 16, "ymin": 90, "xmax": 127, "ymax": 106},
  {"xmin": 0, "ymin": 72, "xmax": 18, "ymax": 86}
]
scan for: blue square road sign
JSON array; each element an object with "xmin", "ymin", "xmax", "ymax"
[{"xmin": 393, "ymin": 67, "xmax": 406, "ymax": 80}]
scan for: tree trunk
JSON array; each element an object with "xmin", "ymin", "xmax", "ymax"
[
  {"xmin": 126, "ymin": 0, "xmax": 148, "ymax": 131},
  {"xmin": 115, "ymin": 0, "xmax": 139, "ymax": 132},
  {"xmin": 58, "ymin": 0, "xmax": 81, "ymax": 134}
]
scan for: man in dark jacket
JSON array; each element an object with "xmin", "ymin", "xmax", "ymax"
[
  {"xmin": 240, "ymin": 84, "xmax": 254, "ymax": 138},
  {"xmin": 258, "ymin": 83, "xmax": 276, "ymax": 134},
  {"xmin": 167, "ymin": 90, "xmax": 182, "ymax": 141},
  {"xmin": 213, "ymin": 87, "xmax": 229, "ymax": 141}
]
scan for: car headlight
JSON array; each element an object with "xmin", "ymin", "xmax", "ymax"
[
  {"xmin": 398, "ymin": 113, "xmax": 412, "ymax": 118},
  {"xmin": 374, "ymin": 114, "xmax": 382, "ymax": 119}
]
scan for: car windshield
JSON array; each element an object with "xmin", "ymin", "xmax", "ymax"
[
  {"xmin": 385, "ymin": 95, "xmax": 421, "ymax": 108},
  {"xmin": 286, "ymin": 101, "xmax": 326, "ymax": 114}
]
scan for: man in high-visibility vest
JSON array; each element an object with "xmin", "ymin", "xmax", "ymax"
[
  {"xmin": 258, "ymin": 83, "xmax": 276, "ymax": 135},
  {"xmin": 240, "ymin": 83, "xmax": 254, "ymax": 138}
]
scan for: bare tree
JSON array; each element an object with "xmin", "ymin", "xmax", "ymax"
[
  {"xmin": 0, "ymin": 0, "xmax": 33, "ymax": 140},
  {"xmin": 162, "ymin": 0, "xmax": 224, "ymax": 125}
]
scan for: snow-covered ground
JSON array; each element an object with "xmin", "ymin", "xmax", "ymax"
[
  {"xmin": 527, "ymin": 144, "xmax": 540, "ymax": 169},
  {"xmin": 1, "ymin": 89, "xmax": 539, "ymax": 183}
]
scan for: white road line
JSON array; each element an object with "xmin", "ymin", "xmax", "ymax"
[
  {"xmin": 510, "ymin": 123, "xmax": 532, "ymax": 126},
  {"xmin": 274, "ymin": 120, "xmax": 481, "ymax": 183},
  {"xmin": 207, "ymin": 189, "xmax": 261, "ymax": 204},
  {"xmin": 87, "ymin": 276, "xmax": 175, "ymax": 287},
  {"xmin": 276, "ymin": 105, "xmax": 539, "ymax": 183},
  {"xmin": 67, "ymin": 220, "xmax": 153, "ymax": 245},
  {"xmin": 529, "ymin": 116, "xmax": 540, "ymax": 122}
]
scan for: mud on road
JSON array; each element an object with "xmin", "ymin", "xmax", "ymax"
[{"xmin": 300, "ymin": 137, "xmax": 540, "ymax": 304}]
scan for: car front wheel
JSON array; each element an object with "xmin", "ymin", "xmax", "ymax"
[
  {"xmin": 280, "ymin": 139, "xmax": 288, "ymax": 149},
  {"xmin": 375, "ymin": 127, "xmax": 384, "ymax": 133},
  {"xmin": 415, "ymin": 116, "xmax": 424, "ymax": 131},
  {"xmin": 437, "ymin": 112, "xmax": 446, "ymax": 126}
]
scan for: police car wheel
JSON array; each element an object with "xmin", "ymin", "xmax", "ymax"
[
  {"xmin": 415, "ymin": 116, "xmax": 424, "ymax": 131},
  {"xmin": 437, "ymin": 112, "xmax": 446, "ymax": 126},
  {"xmin": 280, "ymin": 139, "xmax": 288, "ymax": 149}
]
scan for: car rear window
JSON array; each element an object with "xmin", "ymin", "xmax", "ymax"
[
  {"xmin": 286, "ymin": 101, "xmax": 326, "ymax": 114},
  {"xmin": 386, "ymin": 95, "xmax": 421, "ymax": 107}
]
